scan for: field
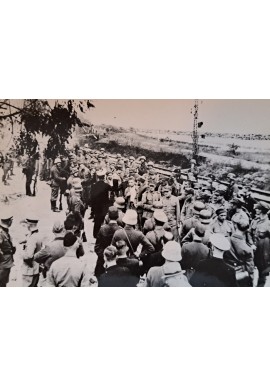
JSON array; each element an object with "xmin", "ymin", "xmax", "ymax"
[{"xmin": 80, "ymin": 127, "xmax": 270, "ymax": 191}]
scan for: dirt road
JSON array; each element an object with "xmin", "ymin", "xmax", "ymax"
[{"xmin": 0, "ymin": 166, "xmax": 97, "ymax": 287}]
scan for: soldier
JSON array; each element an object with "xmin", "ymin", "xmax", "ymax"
[
  {"xmin": 22, "ymin": 155, "xmax": 36, "ymax": 196},
  {"xmin": 2, "ymin": 154, "xmax": 10, "ymax": 185},
  {"xmin": 0, "ymin": 210, "xmax": 16, "ymax": 287},
  {"xmin": 50, "ymin": 157, "xmax": 66, "ymax": 212},
  {"xmin": 145, "ymin": 210, "xmax": 168, "ymax": 252},
  {"xmin": 91, "ymin": 169, "xmax": 112, "ymax": 238},
  {"xmin": 141, "ymin": 182, "xmax": 161, "ymax": 224},
  {"xmin": 180, "ymin": 201, "xmax": 206, "ymax": 241},
  {"xmin": 190, "ymin": 233, "xmax": 235, "ymax": 287},
  {"xmin": 161, "ymin": 185, "xmax": 181, "ymax": 242},
  {"xmin": 104, "ymin": 196, "xmax": 126, "ymax": 227},
  {"xmin": 21, "ymin": 216, "xmax": 43, "ymax": 287},
  {"xmin": 248, "ymin": 202, "xmax": 270, "ymax": 286},
  {"xmin": 209, "ymin": 208, "xmax": 234, "ymax": 238},
  {"xmin": 124, "ymin": 177, "xmax": 138, "ymax": 210},
  {"xmin": 225, "ymin": 173, "xmax": 239, "ymax": 201},
  {"xmin": 94, "ymin": 206, "xmax": 121, "ymax": 278},
  {"xmin": 112, "ymin": 209, "xmax": 155, "ymax": 258},
  {"xmin": 138, "ymin": 156, "xmax": 147, "ymax": 176},
  {"xmin": 230, "ymin": 197, "xmax": 250, "ymax": 230}
]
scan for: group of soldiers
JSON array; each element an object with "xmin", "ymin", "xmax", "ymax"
[
  {"xmin": 0, "ymin": 151, "xmax": 15, "ymax": 185},
  {"xmin": 1, "ymin": 143, "xmax": 270, "ymax": 287}
]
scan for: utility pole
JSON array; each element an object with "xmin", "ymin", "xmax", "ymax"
[
  {"xmin": 191, "ymin": 99, "xmax": 203, "ymax": 162},
  {"xmin": 192, "ymin": 99, "xmax": 199, "ymax": 161}
]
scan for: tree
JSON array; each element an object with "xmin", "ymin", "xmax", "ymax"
[{"xmin": 0, "ymin": 99, "xmax": 95, "ymax": 158}]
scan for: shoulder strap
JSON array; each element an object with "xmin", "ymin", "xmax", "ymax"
[{"xmin": 123, "ymin": 228, "xmax": 135, "ymax": 255}]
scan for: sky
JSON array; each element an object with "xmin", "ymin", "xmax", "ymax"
[
  {"xmin": 86, "ymin": 99, "xmax": 270, "ymax": 134},
  {"xmin": 3, "ymin": 100, "xmax": 270, "ymax": 135}
]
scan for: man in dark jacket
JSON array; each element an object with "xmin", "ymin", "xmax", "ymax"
[
  {"xmin": 115, "ymin": 239, "xmax": 141, "ymax": 279},
  {"xmin": 94, "ymin": 207, "xmax": 120, "ymax": 277},
  {"xmin": 98, "ymin": 246, "xmax": 138, "ymax": 287},
  {"xmin": 22, "ymin": 156, "xmax": 36, "ymax": 196},
  {"xmin": 0, "ymin": 210, "xmax": 16, "ymax": 287},
  {"xmin": 224, "ymin": 219, "xmax": 256, "ymax": 286},
  {"xmin": 112, "ymin": 209, "xmax": 155, "ymax": 258},
  {"xmin": 190, "ymin": 233, "xmax": 235, "ymax": 287},
  {"xmin": 91, "ymin": 169, "xmax": 112, "ymax": 238},
  {"xmin": 181, "ymin": 223, "xmax": 210, "ymax": 271}
]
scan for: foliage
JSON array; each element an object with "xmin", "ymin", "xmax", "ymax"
[
  {"xmin": 0, "ymin": 99, "xmax": 94, "ymax": 158},
  {"xmin": 227, "ymin": 143, "xmax": 240, "ymax": 156}
]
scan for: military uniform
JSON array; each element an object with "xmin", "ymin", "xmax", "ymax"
[
  {"xmin": 162, "ymin": 195, "xmax": 180, "ymax": 241},
  {"xmin": 209, "ymin": 218, "xmax": 234, "ymax": 238},
  {"xmin": 50, "ymin": 162, "xmax": 66, "ymax": 211},
  {"xmin": 0, "ymin": 225, "xmax": 15, "ymax": 286},
  {"xmin": 142, "ymin": 190, "xmax": 161, "ymax": 220},
  {"xmin": 21, "ymin": 228, "xmax": 43, "ymax": 287}
]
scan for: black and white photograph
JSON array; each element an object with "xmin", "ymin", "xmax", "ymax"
[{"xmin": 1, "ymin": 99, "xmax": 270, "ymax": 287}]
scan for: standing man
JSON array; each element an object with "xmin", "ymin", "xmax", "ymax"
[
  {"xmin": 91, "ymin": 169, "xmax": 112, "ymax": 238},
  {"xmin": 209, "ymin": 208, "xmax": 234, "ymax": 238},
  {"xmin": 161, "ymin": 185, "xmax": 181, "ymax": 242},
  {"xmin": 0, "ymin": 210, "xmax": 16, "ymax": 287},
  {"xmin": 94, "ymin": 207, "xmax": 121, "ymax": 277},
  {"xmin": 50, "ymin": 157, "xmax": 66, "ymax": 212},
  {"xmin": 22, "ymin": 155, "xmax": 36, "ymax": 196},
  {"xmin": 21, "ymin": 216, "xmax": 43, "ymax": 287},
  {"xmin": 46, "ymin": 232, "xmax": 92, "ymax": 287}
]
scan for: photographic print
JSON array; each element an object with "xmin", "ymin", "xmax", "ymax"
[{"xmin": 0, "ymin": 99, "xmax": 270, "ymax": 287}]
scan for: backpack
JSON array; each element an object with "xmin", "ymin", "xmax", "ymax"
[{"xmin": 161, "ymin": 271, "xmax": 191, "ymax": 287}]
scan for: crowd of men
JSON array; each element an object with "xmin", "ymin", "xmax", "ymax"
[{"xmin": 1, "ymin": 143, "xmax": 270, "ymax": 287}]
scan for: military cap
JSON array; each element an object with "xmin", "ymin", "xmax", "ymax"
[
  {"xmin": 114, "ymin": 197, "xmax": 126, "ymax": 209},
  {"xmin": 96, "ymin": 169, "xmax": 106, "ymax": 177},
  {"xmin": 194, "ymin": 223, "xmax": 206, "ymax": 238},
  {"xmin": 201, "ymin": 191, "xmax": 212, "ymax": 200},
  {"xmin": 216, "ymin": 207, "xmax": 227, "ymax": 216},
  {"xmin": 54, "ymin": 157, "xmax": 61, "ymax": 164},
  {"xmin": 25, "ymin": 215, "xmax": 39, "ymax": 224},
  {"xmin": 129, "ymin": 156, "xmax": 135, "ymax": 161},
  {"xmin": 100, "ymin": 147, "xmax": 105, "ymax": 151},
  {"xmin": 199, "ymin": 210, "xmax": 212, "ymax": 224},
  {"xmin": 116, "ymin": 153, "xmax": 122, "ymax": 158},
  {"xmin": 193, "ymin": 201, "xmax": 206, "ymax": 214},
  {"xmin": 210, "ymin": 233, "xmax": 231, "ymax": 251},
  {"xmin": 254, "ymin": 201, "xmax": 270, "ymax": 212},
  {"xmin": 1, "ymin": 208, "xmax": 13, "ymax": 222},
  {"xmin": 162, "ymin": 185, "xmax": 172, "ymax": 192},
  {"xmin": 153, "ymin": 210, "xmax": 168, "ymax": 223},
  {"xmin": 227, "ymin": 173, "xmax": 236, "ymax": 179},
  {"xmin": 185, "ymin": 188, "xmax": 194, "ymax": 195},
  {"xmin": 190, "ymin": 159, "xmax": 197, "ymax": 164},
  {"xmin": 147, "ymin": 161, "xmax": 154, "ymax": 167},
  {"xmin": 139, "ymin": 156, "xmax": 146, "ymax": 161}
]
